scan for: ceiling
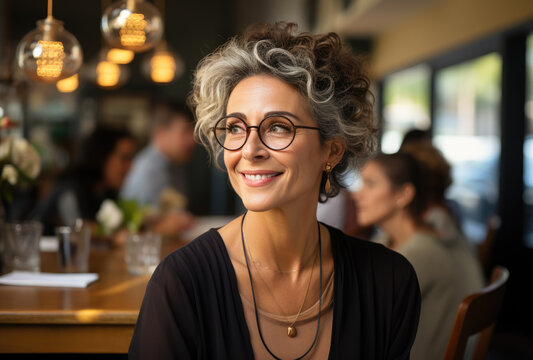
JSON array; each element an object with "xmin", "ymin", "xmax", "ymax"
[{"xmin": 0, "ymin": 0, "xmax": 314, "ymax": 99}]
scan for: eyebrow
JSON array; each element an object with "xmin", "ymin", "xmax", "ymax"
[{"xmin": 225, "ymin": 111, "xmax": 303, "ymax": 123}]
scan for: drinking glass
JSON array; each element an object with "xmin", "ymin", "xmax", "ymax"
[
  {"xmin": 1, "ymin": 221, "xmax": 43, "ymax": 272},
  {"xmin": 125, "ymin": 232, "xmax": 161, "ymax": 275},
  {"xmin": 56, "ymin": 224, "xmax": 91, "ymax": 273}
]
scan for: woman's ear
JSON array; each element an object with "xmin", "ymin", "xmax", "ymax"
[
  {"xmin": 395, "ymin": 183, "xmax": 416, "ymax": 209},
  {"xmin": 325, "ymin": 137, "xmax": 346, "ymax": 167}
]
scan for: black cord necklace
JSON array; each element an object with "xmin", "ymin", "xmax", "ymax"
[{"xmin": 241, "ymin": 212, "xmax": 323, "ymax": 360}]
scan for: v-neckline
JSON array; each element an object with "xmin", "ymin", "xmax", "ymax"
[{"xmin": 209, "ymin": 225, "xmax": 340, "ymax": 359}]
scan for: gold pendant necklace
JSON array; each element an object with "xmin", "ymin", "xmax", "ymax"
[
  {"xmin": 241, "ymin": 212, "xmax": 323, "ymax": 360},
  {"xmin": 244, "ymin": 225, "xmax": 317, "ymax": 338}
]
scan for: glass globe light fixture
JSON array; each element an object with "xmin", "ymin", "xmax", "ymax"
[
  {"xmin": 97, "ymin": 61, "xmax": 121, "ymax": 87},
  {"xmin": 15, "ymin": 0, "xmax": 83, "ymax": 83},
  {"xmin": 80, "ymin": 52, "xmax": 129, "ymax": 90},
  {"xmin": 101, "ymin": 0, "xmax": 163, "ymax": 53},
  {"xmin": 142, "ymin": 41, "xmax": 184, "ymax": 83}
]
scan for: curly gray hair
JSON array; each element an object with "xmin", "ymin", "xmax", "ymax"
[{"xmin": 189, "ymin": 22, "xmax": 377, "ymax": 200}]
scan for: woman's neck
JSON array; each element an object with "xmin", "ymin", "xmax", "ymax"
[{"xmin": 243, "ymin": 206, "xmax": 320, "ymax": 274}]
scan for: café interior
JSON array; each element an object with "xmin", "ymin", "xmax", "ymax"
[{"xmin": 1, "ymin": 0, "xmax": 532, "ymax": 358}]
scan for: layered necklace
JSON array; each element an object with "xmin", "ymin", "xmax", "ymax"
[{"xmin": 241, "ymin": 213, "xmax": 323, "ymax": 360}]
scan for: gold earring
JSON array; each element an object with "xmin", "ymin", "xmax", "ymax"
[{"xmin": 325, "ymin": 163, "xmax": 332, "ymax": 193}]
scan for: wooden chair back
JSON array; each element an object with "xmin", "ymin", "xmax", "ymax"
[{"xmin": 443, "ymin": 266, "xmax": 509, "ymax": 360}]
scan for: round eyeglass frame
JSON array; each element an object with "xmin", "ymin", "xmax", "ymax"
[{"xmin": 211, "ymin": 114, "xmax": 321, "ymax": 151}]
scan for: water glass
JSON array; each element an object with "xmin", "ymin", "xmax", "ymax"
[
  {"xmin": 1, "ymin": 221, "xmax": 43, "ymax": 272},
  {"xmin": 125, "ymin": 232, "xmax": 161, "ymax": 275},
  {"xmin": 56, "ymin": 224, "xmax": 91, "ymax": 273}
]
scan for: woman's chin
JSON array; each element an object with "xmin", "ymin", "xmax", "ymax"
[{"xmin": 242, "ymin": 202, "xmax": 274, "ymax": 213}]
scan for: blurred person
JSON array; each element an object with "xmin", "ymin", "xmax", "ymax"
[
  {"xmin": 355, "ymin": 152, "xmax": 484, "ymax": 360},
  {"xmin": 129, "ymin": 22, "xmax": 421, "ymax": 359},
  {"xmin": 317, "ymin": 189, "xmax": 374, "ymax": 240},
  {"xmin": 37, "ymin": 126, "xmax": 137, "ymax": 240},
  {"xmin": 400, "ymin": 128, "xmax": 431, "ymax": 149},
  {"xmin": 120, "ymin": 101, "xmax": 196, "ymax": 236},
  {"xmin": 400, "ymin": 142, "xmax": 467, "ymax": 243}
]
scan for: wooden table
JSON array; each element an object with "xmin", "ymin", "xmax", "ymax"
[{"xmin": 0, "ymin": 240, "xmax": 185, "ymax": 354}]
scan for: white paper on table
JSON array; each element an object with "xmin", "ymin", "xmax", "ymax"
[{"xmin": 0, "ymin": 271, "xmax": 99, "ymax": 288}]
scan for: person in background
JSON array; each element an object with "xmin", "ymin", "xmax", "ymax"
[
  {"xmin": 120, "ymin": 100, "xmax": 196, "ymax": 237},
  {"xmin": 355, "ymin": 152, "xmax": 484, "ymax": 360},
  {"xmin": 400, "ymin": 142, "xmax": 468, "ymax": 245},
  {"xmin": 398, "ymin": 128, "xmax": 463, "ymax": 239},
  {"xmin": 37, "ymin": 126, "xmax": 137, "ymax": 240},
  {"xmin": 317, "ymin": 188, "xmax": 374, "ymax": 240},
  {"xmin": 400, "ymin": 128, "xmax": 431, "ymax": 148}
]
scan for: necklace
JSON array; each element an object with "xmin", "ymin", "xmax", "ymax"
[
  {"xmin": 246, "ymin": 232, "xmax": 317, "ymax": 337},
  {"xmin": 249, "ymin": 242, "xmax": 318, "ymax": 273},
  {"xmin": 241, "ymin": 212, "xmax": 323, "ymax": 360}
]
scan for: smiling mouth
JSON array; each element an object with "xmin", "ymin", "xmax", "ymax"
[
  {"xmin": 240, "ymin": 171, "xmax": 282, "ymax": 186},
  {"xmin": 243, "ymin": 173, "xmax": 279, "ymax": 180}
]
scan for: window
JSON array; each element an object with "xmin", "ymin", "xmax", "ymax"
[
  {"xmin": 433, "ymin": 53, "xmax": 502, "ymax": 243},
  {"xmin": 381, "ymin": 64, "xmax": 431, "ymax": 153}
]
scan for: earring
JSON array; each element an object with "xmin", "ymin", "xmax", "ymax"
[{"xmin": 325, "ymin": 163, "xmax": 332, "ymax": 193}]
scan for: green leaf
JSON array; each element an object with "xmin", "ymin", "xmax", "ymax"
[{"xmin": 118, "ymin": 198, "xmax": 148, "ymax": 234}]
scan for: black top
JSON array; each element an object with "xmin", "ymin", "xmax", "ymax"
[{"xmin": 129, "ymin": 225, "xmax": 421, "ymax": 359}]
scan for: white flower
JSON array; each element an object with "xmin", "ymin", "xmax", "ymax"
[
  {"xmin": 96, "ymin": 199, "xmax": 124, "ymax": 234},
  {"xmin": 1, "ymin": 164, "xmax": 18, "ymax": 185},
  {"xmin": 11, "ymin": 138, "xmax": 41, "ymax": 179}
]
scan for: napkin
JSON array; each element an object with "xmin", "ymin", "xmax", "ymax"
[{"xmin": 0, "ymin": 271, "xmax": 99, "ymax": 288}]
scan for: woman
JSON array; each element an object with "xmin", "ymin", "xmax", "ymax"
[
  {"xmin": 399, "ymin": 142, "xmax": 467, "ymax": 245},
  {"xmin": 129, "ymin": 23, "xmax": 421, "ymax": 359},
  {"xmin": 355, "ymin": 152, "xmax": 484, "ymax": 360},
  {"xmin": 38, "ymin": 126, "xmax": 136, "ymax": 238}
]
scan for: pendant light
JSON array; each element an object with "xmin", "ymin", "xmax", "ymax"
[
  {"xmin": 106, "ymin": 48, "xmax": 135, "ymax": 64},
  {"xmin": 16, "ymin": 0, "xmax": 83, "ymax": 83},
  {"xmin": 56, "ymin": 74, "xmax": 79, "ymax": 92},
  {"xmin": 101, "ymin": 0, "xmax": 163, "ymax": 53},
  {"xmin": 142, "ymin": 41, "xmax": 184, "ymax": 83},
  {"xmin": 142, "ymin": 0, "xmax": 183, "ymax": 83}
]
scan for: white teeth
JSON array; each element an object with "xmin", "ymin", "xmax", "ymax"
[{"xmin": 244, "ymin": 173, "xmax": 277, "ymax": 180}]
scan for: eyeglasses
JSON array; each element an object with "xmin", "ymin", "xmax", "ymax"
[{"xmin": 212, "ymin": 114, "xmax": 320, "ymax": 151}]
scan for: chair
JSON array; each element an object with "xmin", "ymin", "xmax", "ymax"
[{"xmin": 443, "ymin": 266, "xmax": 510, "ymax": 360}]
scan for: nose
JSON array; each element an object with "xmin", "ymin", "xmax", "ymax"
[{"xmin": 242, "ymin": 127, "xmax": 269, "ymax": 161}]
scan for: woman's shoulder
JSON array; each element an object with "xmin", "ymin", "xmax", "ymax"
[
  {"xmin": 159, "ymin": 229, "xmax": 225, "ymax": 270},
  {"xmin": 151, "ymin": 229, "xmax": 229, "ymax": 288}
]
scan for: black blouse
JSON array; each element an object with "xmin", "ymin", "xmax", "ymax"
[{"xmin": 129, "ymin": 225, "xmax": 421, "ymax": 359}]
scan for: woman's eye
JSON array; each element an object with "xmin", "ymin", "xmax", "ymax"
[
  {"xmin": 268, "ymin": 123, "xmax": 291, "ymax": 134},
  {"xmin": 227, "ymin": 124, "xmax": 245, "ymax": 134}
]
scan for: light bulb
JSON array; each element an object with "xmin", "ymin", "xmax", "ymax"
[
  {"xmin": 142, "ymin": 42, "xmax": 184, "ymax": 84},
  {"xmin": 56, "ymin": 73, "xmax": 78, "ymax": 92},
  {"xmin": 150, "ymin": 51, "xmax": 175, "ymax": 82},
  {"xmin": 97, "ymin": 61, "xmax": 121, "ymax": 87},
  {"xmin": 101, "ymin": 0, "xmax": 163, "ymax": 53},
  {"xmin": 107, "ymin": 48, "xmax": 135, "ymax": 64},
  {"xmin": 16, "ymin": 17, "xmax": 83, "ymax": 82}
]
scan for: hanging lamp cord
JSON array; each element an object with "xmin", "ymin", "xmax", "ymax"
[
  {"xmin": 47, "ymin": 0, "xmax": 53, "ymax": 20},
  {"xmin": 241, "ymin": 212, "xmax": 323, "ymax": 360}
]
